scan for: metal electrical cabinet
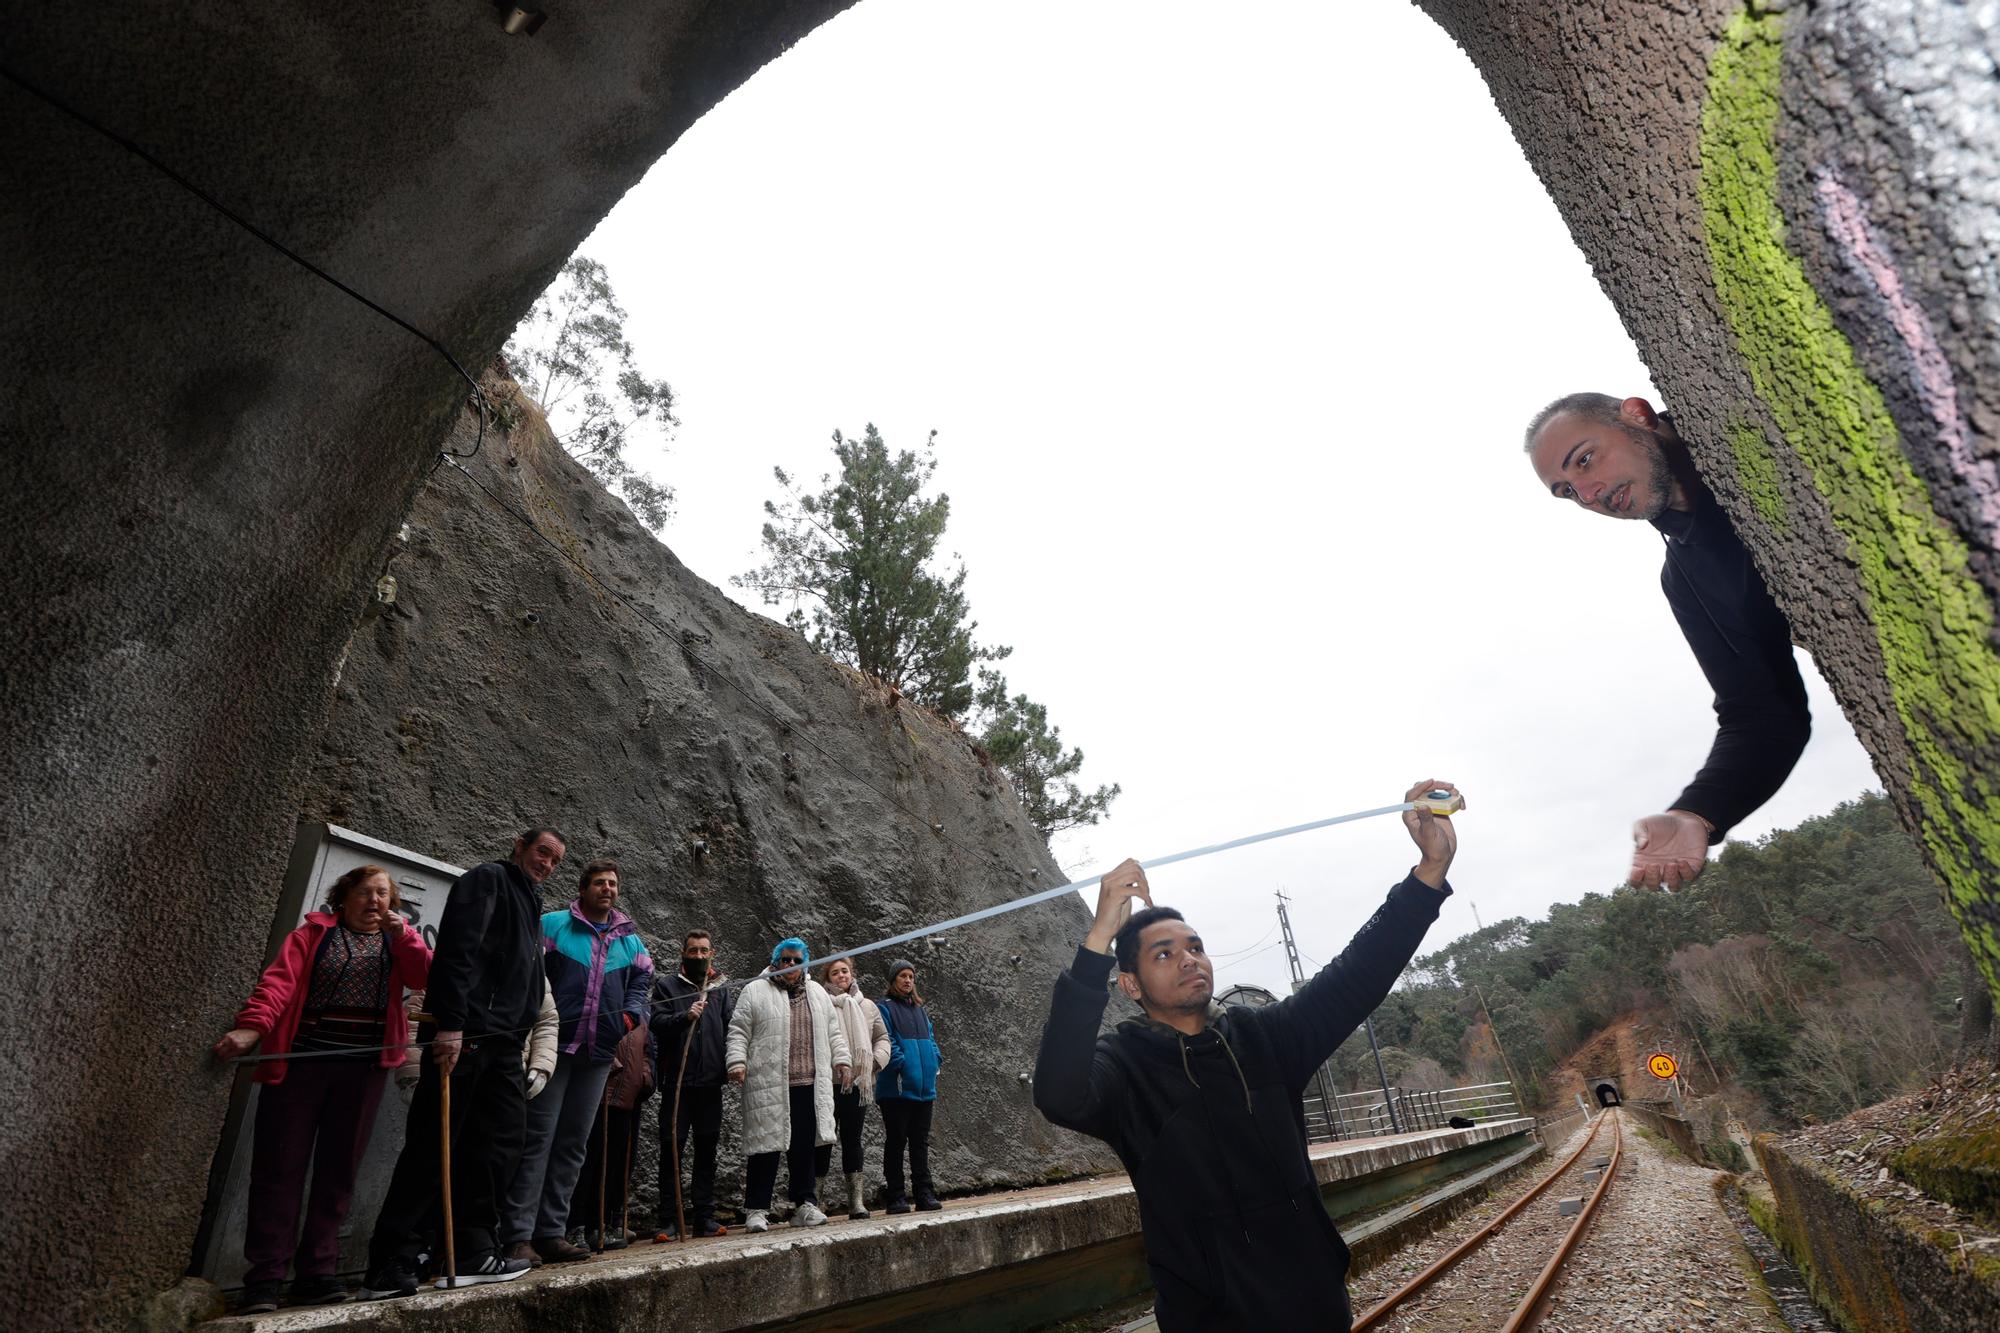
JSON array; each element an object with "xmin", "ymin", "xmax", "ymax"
[{"xmin": 189, "ymin": 821, "xmax": 464, "ymax": 1290}]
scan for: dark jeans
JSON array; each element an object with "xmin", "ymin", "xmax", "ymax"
[
  {"xmin": 880, "ymin": 1096, "xmax": 934, "ymax": 1200},
  {"xmin": 814, "ymin": 1087, "xmax": 866, "ymax": 1178},
  {"xmin": 244, "ymin": 1060, "xmax": 388, "ymax": 1283},
  {"xmin": 744, "ymin": 1085, "xmax": 818, "ymax": 1211},
  {"xmin": 574, "ymin": 1103, "xmax": 642, "ymax": 1236},
  {"xmin": 659, "ymin": 1083, "xmax": 723, "ymax": 1224},
  {"xmin": 367, "ymin": 1039, "xmax": 526, "ymax": 1270}
]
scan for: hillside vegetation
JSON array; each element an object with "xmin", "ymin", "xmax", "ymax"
[{"xmin": 1330, "ymin": 794, "xmax": 1966, "ymax": 1127}]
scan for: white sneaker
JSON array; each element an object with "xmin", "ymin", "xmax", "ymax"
[
  {"xmin": 793, "ymin": 1202, "xmax": 828, "ymax": 1227},
  {"xmin": 745, "ymin": 1210, "xmax": 769, "ymax": 1233}
]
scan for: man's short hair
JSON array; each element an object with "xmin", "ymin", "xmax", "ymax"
[
  {"xmin": 1522, "ymin": 392, "xmax": 1623, "ymax": 453},
  {"xmin": 1114, "ymin": 906, "xmax": 1187, "ymax": 973},
  {"xmin": 683, "ymin": 929, "xmax": 711, "ymax": 947},
  {"xmin": 577, "ymin": 857, "xmax": 619, "ymax": 891},
  {"xmin": 518, "ymin": 826, "xmax": 566, "ymax": 851}
]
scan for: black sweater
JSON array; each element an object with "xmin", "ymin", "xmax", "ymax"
[
  {"xmin": 650, "ymin": 970, "xmax": 736, "ymax": 1089},
  {"xmin": 1653, "ymin": 481, "xmax": 1811, "ymax": 841},
  {"xmin": 422, "ymin": 859, "xmax": 544, "ymax": 1041},
  {"xmin": 1033, "ymin": 873, "xmax": 1449, "ymax": 1332}
]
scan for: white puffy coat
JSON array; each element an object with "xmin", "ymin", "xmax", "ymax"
[{"xmin": 725, "ymin": 975, "xmax": 851, "ymax": 1155}]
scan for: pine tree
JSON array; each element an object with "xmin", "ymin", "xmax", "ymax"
[
  {"xmin": 736, "ymin": 425, "xmax": 1005, "ymax": 717},
  {"xmin": 738, "ymin": 425, "xmax": 1118, "ymax": 840}
]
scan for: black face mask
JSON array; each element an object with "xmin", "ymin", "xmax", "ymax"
[{"xmin": 682, "ymin": 956, "xmax": 706, "ymax": 981}]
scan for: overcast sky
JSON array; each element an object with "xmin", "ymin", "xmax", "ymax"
[{"xmin": 573, "ymin": 0, "xmax": 1885, "ymax": 997}]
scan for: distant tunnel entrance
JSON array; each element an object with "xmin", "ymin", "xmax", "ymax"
[{"xmin": 1595, "ymin": 1082, "xmax": 1622, "ymax": 1108}]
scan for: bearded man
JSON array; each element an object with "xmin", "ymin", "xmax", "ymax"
[{"xmin": 1525, "ymin": 393, "xmax": 1812, "ymax": 890}]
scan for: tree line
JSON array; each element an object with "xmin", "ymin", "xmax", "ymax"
[
  {"xmin": 506, "ymin": 257, "xmax": 1118, "ymax": 843},
  {"xmin": 1335, "ymin": 793, "xmax": 1966, "ymax": 1128}
]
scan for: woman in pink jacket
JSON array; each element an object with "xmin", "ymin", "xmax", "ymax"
[{"xmin": 212, "ymin": 864, "xmax": 432, "ymax": 1312}]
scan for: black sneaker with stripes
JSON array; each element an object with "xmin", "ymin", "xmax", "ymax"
[{"xmin": 434, "ymin": 1250, "xmax": 533, "ymax": 1289}]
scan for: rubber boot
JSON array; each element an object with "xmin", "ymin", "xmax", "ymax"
[{"xmin": 846, "ymin": 1172, "xmax": 871, "ymax": 1220}]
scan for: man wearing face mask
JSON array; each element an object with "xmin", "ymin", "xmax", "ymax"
[
  {"xmin": 1033, "ymin": 781, "xmax": 1459, "ymax": 1332},
  {"xmin": 650, "ymin": 929, "xmax": 733, "ymax": 1239},
  {"xmin": 725, "ymin": 937, "xmax": 851, "ymax": 1233},
  {"xmin": 1525, "ymin": 393, "xmax": 1812, "ymax": 891}
]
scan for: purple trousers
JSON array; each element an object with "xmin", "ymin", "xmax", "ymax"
[{"xmin": 244, "ymin": 1059, "xmax": 388, "ymax": 1283}]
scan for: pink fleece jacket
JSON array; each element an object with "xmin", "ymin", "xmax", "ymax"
[{"xmin": 234, "ymin": 911, "xmax": 434, "ymax": 1085}]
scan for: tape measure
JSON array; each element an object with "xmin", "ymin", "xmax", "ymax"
[{"xmin": 1412, "ymin": 788, "xmax": 1465, "ymax": 816}]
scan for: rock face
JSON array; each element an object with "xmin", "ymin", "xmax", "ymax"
[
  {"xmin": 1413, "ymin": 1, "xmax": 2000, "ymax": 1008},
  {"xmin": 300, "ymin": 382, "xmax": 1114, "ymax": 1219},
  {"xmin": 4, "ymin": 6, "xmax": 859, "ymax": 1329}
]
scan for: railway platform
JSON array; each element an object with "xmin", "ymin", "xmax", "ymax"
[{"xmin": 204, "ymin": 1116, "xmax": 1537, "ymax": 1331}]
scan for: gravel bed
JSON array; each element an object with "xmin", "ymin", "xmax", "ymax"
[{"xmin": 1350, "ymin": 1114, "xmax": 1788, "ymax": 1331}]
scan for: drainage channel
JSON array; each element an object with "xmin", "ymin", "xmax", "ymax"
[{"xmin": 1716, "ymin": 1186, "xmax": 1836, "ymax": 1332}]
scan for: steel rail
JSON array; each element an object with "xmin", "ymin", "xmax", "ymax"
[
  {"xmin": 1500, "ymin": 1107, "xmax": 1623, "ymax": 1331},
  {"xmin": 1350, "ymin": 1110, "xmax": 1611, "ymax": 1330}
]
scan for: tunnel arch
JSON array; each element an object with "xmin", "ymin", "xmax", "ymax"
[{"xmin": 12, "ymin": 4, "xmax": 2000, "ymax": 1328}]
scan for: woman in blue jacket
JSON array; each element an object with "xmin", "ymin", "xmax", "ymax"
[{"xmin": 874, "ymin": 959, "xmax": 942, "ymax": 1213}]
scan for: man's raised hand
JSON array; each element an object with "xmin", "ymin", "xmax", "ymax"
[
  {"xmin": 1630, "ymin": 811, "xmax": 1709, "ymax": 891},
  {"xmin": 1402, "ymin": 779, "xmax": 1459, "ymax": 890},
  {"xmin": 1084, "ymin": 858, "xmax": 1151, "ymax": 957}
]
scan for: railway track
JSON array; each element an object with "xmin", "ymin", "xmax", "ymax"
[{"xmin": 1353, "ymin": 1108, "xmax": 1625, "ymax": 1331}]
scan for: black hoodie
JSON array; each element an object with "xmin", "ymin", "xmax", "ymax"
[
  {"xmin": 422, "ymin": 859, "xmax": 544, "ymax": 1042},
  {"xmin": 1653, "ymin": 473, "xmax": 1811, "ymax": 842},
  {"xmin": 1033, "ymin": 872, "xmax": 1449, "ymax": 1332}
]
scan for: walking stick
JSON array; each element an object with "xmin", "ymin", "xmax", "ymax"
[
  {"xmin": 668, "ymin": 998, "xmax": 698, "ymax": 1242},
  {"xmin": 622, "ymin": 1107, "xmax": 635, "ymax": 1242},
  {"xmin": 415, "ymin": 1013, "xmax": 456, "ymax": 1289},
  {"xmin": 595, "ymin": 1100, "xmax": 608, "ymax": 1251},
  {"xmin": 440, "ymin": 1063, "xmax": 456, "ymax": 1285}
]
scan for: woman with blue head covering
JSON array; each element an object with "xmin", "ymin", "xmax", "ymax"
[{"xmin": 723, "ymin": 936, "xmax": 852, "ymax": 1231}]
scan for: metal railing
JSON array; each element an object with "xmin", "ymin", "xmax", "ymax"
[{"xmin": 1301, "ymin": 1080, "xmax": 1523, "ymax": 1142}]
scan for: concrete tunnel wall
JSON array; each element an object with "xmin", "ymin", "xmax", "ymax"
[
  {"xmin": 1415, "ymin": 0, "xmax": 2000, "ymax": 1004},
  {"xmin": 0, "ymin": 5, "xmax": 856, "ymax": 1329},
  {"xmin": 6, "ymin": 2, "xmax": 2000, "ymax": 1328}
]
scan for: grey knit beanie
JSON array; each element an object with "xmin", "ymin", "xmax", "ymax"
[{"xmin": 886, "ymin": 958, "xmax": 916, "ymax": 983}]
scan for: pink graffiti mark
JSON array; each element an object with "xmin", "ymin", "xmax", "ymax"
[{"xmin": 1815, "ymin": 169, "xmax": 2000, "ymax": 551}]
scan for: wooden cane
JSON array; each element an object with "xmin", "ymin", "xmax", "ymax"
[
  {"xmin": 595, "ymin": 1100, "xmax": 609, "ymax": 1251},
  {"xmin": 415, "ymin": 1013, "xmax": 456, "ymax": 1289},
  {"xmin": 668, "ymin": 1000, "xmax": 699, "ymax": 1242},
  {"xmin": 621, "ymin": 1103, "xmax": 635, "ymax": 1243}
]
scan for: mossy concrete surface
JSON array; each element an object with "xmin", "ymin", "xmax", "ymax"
[
  {"xmin": 1754, "ymin": 1132, "xmax": 2000, "ymax": 1332},
  {"xmin": 1624, "ymin": 1101, "xmax": 1711, "ymax": 1167}
]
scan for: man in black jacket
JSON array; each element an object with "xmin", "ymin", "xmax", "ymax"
[
  {"xmin": 651, "ymin": 928, "xmax": 735, "ymax": 1237},
  {"xmin": 362, "ymin": 827, "xmax": 566, "ymax": 1298},
  {"xmin": 1033, "ymin": 780, "xmax": 1458, "ymax": 1332},
  {"xmin": 1526, "ymin": 394, "xmax": 1811, "ymax": 890}
]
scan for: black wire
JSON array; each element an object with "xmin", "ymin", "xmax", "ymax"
[
  {"xmin": 2, "ymin": 61, "xmax": 1087, "ymax": 1023},
  {"xmin": 438, "ymin": 456, "xmax": 1009, "ymax": 880},
  {"xmin": 0, "ymin": 63, "xmax": 486, "ymax": 460}
]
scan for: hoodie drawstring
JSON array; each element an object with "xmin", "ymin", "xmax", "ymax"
[
  {"xmin": 1176, "ymin": 1029, "xmax": 1253, "ymax": 1115},
  {"xmin": 1213, "ymin": 1028, "xmax": 1254, "ymax": 1116}
]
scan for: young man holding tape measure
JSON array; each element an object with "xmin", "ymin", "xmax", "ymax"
[{"xmin": 1032, "ymin": 779, "xmax": 1459, "ymax": 1332}]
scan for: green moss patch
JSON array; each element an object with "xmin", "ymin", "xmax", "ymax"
[{"xmin": 1700, "ymin": 8, "xmax": 2000, "ymax": 1006}]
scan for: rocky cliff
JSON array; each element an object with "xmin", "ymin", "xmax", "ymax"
[{"xmin": 299, "ymin": 376, "xmax": 1115, "ymax": 1216}]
